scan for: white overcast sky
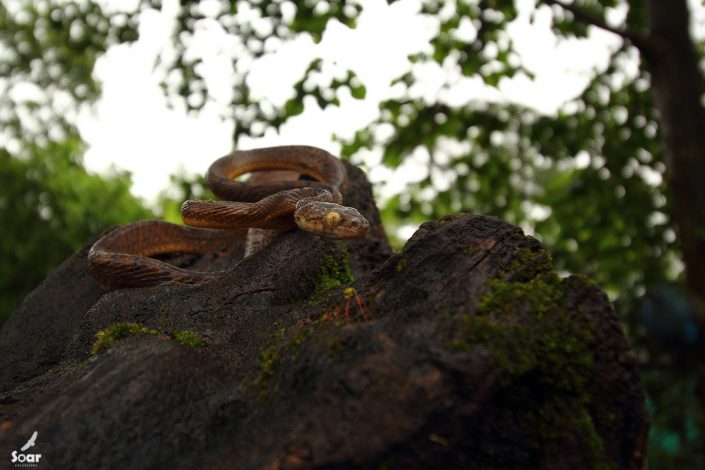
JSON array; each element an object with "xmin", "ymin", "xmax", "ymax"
[{"xmin": 76, "ymin": 0, "xmax": 628, "ymax": 204}]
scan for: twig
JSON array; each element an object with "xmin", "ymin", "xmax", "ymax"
[{"xmin": 542, "ymin": 0, "xmax": 651, "ymax": 53}]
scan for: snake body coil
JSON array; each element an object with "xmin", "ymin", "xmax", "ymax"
[{"xmin": 89, "ymin": 146, "xmax": 369, "ymax": 290}]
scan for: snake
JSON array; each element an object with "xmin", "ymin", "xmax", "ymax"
[{"xmin": 89, "ymin": 146, "xmax": 370, "ymax": 290}]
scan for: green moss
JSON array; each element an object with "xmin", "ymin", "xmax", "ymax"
[
  {"xmin": 572, "ymin": 406, "xmax": 608, "ymax": 465},
  {"xmin": 475, "ymin": 274, "xmax": 595, "ymax": 390},
  {"xmin": 446, "ymin": 315, "xmax": 537, "ymax": 377},
  {"xmin": 478, "ymin": 273, "xmax": 561, "ymax": 320},
  {"xmin": 395, "ymin": 258, "xmax": 407, "ymax": 272},
  {"xmin": 251, "ymin": 324, "xmax": 315, "ymax": 399},
  {"xmin": 498, "ymin": 242, "xmax": 553, "ymax": 283},
  {"xmin": 255, "ymin": 344, "xmax": 282, "ymax": 396},
  {"xmin": 172, "ymin": 329, "xmax": 205, "ymax": 348},
  {"xmin": 570, "ymin": 273, "xmax": 598, "ymax": 287},
  {"xmin": 92, "ymin": 322, "xmax": 206, "ymax": 355},
  {"xmin": 446, "ymin": 315, "xmax": 506, "ymax": 351},
  {"xmin": 250, "ymin": 316, "xmax": 363, "ymax": 400},
  {"xmin": 310, "ymin": 246, "xmax": 355, "ymax": 299},
  {"xmin": 445, "ymin": 274, "xmax": 609, "ymax": 466},
  {"xmin": 159, "ymin": 306, "xmax": 172, "ymax": 331},
  {"xmin": 92, "ymin": 322, "xmax": 159, "ymax": 355}
]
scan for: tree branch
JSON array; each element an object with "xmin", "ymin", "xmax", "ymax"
[{"xmin": 542, "ymin": 0, "xmax": 651, "ymax": 53}]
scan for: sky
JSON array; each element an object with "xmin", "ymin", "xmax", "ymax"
[{"xmin": 76, "ymin": 0, "xmax": 624, "ymax": 207}]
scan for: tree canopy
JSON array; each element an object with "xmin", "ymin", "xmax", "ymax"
[
  {"xmin": 0, "ymin": 136, "xmax": 153, "ymax": 325},
  {"xmin": 1, "ymin": 0, "xmax": 703, "ymax": 465}
]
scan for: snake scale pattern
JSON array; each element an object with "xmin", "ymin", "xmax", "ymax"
[{"xmin": 89, "ymin": 146, "xmax": 369, "ymax": 290}]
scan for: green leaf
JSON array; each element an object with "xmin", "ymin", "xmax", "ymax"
[{"xmin": 284, "ymin": 99, "xmax": 305, "ymax": 116}]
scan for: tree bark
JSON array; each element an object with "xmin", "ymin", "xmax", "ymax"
[
  {"xmin": 0, "ymin": 166, "xmax": 648, "ymax": 468},
  {"xmin": 643, "ymin": 0, "xmax": 705, "ymax": 306},
  {"xmin": 642, "ymin": 0, "xmax": 705, "ymax": 414}
]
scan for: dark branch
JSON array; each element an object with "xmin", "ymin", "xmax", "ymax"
[{"xmin": 543, "ymin": 0, "xmax": 651, "ymax": 53}]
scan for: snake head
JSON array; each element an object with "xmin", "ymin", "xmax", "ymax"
[{"xmin": 294, "ymin": 201, "xmax": 369, "ymax": 239}]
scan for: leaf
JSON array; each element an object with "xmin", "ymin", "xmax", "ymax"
[{"xmin": 284, "ymin": 99, "xmax": 305, "ymax": 116}]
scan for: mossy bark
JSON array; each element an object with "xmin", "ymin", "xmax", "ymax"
[{"xmin": 0, "ymin": 168, "xmax": 646, "ymax": 469}]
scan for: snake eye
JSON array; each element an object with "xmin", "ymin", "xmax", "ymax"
[{"xmin": 325, "ymin": 211, "xmax": 342, "ymax": 227}]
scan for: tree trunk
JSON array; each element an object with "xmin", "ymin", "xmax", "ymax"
[
  {"xmin": 643, "ymin": 0, "xmax": 705, "ymax": 305},
  {"xmin": 0, "ymin": 165, "xmax": 648, "ymax": 468},
  {"xmin": 642, "ymin": 0, "xmax": 705, "ymax": 412}
]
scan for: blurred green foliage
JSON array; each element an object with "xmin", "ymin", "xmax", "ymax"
[
  {"xmin": 0, "ymin": 137, "xmax": 152, "ymax": 324},
  {"xmin": 0, "ymin": 0, "xmax": 702, "ymax": 466},
  {"xmin": 156, "ymin": 171, "xmax": 214, "ymax": 225},
  {"xmin": 0, "ymin": 0, "xmax": 151, "ymax": 324}
]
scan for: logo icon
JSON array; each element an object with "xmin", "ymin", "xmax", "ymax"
[
  {"xmin": 20, "ymin": 432, "xmax": 37, "ymax": 452},
  {"xmin": 10, "ymin": 431, "xmax": 42, "ymax": 468}
]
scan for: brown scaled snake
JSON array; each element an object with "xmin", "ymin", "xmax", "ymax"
[{"xmin": 88, "ymin": 146, "xmax": 370, "ymax": 290}]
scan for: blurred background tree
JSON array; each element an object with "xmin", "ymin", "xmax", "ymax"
[
  {"xmin": 0, "ymin": 138, "xmax": 153, "ymax": 324},
  {"xmin": 0, "ymin": 0, "xmax": 703, "ymax": 466},
  {"xmin": 0, "ymin": 1, "xmax": 153, "ymax": 325}
]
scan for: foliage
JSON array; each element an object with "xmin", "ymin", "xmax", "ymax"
[
  {"xmin": 156, "ymin": 171, "xmax": 214, "ymax": 224},
  {"xmin": 159, "ymin": 0, "xmax": 364, "ymax": 140},
  {"xmin": 0, "ymin": 136, "xmax": 153, "ymax": 325},
  {"xmin": 0, "ymin": 0, "xmax": 702, "ymax": 466},
  {"xmin": 0, "ymin": 1, "xmax": 152, "ymax": 324},
  {"xmin": 642, "ymin": 367, "xmax": 705, "ymax": 467},
  {"xmin": 0, "ymin": 0, "xmax": 142, "ymax": 142}
]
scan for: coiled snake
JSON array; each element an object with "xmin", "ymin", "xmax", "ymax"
[{"xmin": 88, "ymin": 146, "xmax": 369, "ymax": 290}]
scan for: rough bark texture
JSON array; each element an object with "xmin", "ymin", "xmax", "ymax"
[
  {"xmin": 643, "ymin": 0, "xmax": 705, "ymax": 305},
  {"xmin": 0, "ymin": 165, "xmax": 647, "ymax": 469}
]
